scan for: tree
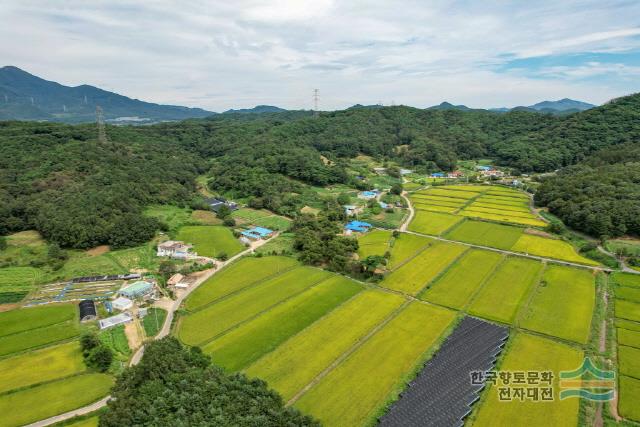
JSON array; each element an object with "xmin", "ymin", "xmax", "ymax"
[
  {"xmin": 87, "ymin": 346, "xmax": 113, "ymax": 372},
  {"xmin": 99, "ymin": 338, "xmax": 319, "ymax": 426},
  {"xmin": 390, "ymin": 183, "xmax": 403, "ymax": 195},
  {"xmin": 337, "ymin": 193, "xmax": 351, "ymax": 205},
  {"xmin": 223, "ymin": 217, "xmax": 236, "ymax": 227},
  {"xmin": 0, "ymin": 236, "xmax": 7, "ymax": 251},
  {"xmin": 216, "ymin": 204, "xmax": 232, "ymax": 219}
]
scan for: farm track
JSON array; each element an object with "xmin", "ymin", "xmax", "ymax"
[{"xmin": 28, "ymin": 235, "xmax": 276, "ymax": 427}]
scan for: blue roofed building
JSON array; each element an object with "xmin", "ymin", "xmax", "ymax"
[
  {"xmin": 241, "ymin": 226, "xmax": 275, "ymax": 240},
  {"xmin": 345, "ymin": 220, "xmax": 373, "ymax": 233},
  {"xmin": 430, "ymin": 172, "xmax": 445, "ymax": 178},
  {"xmin": 358, "ymin": 189, "xmax": 380, "ymax": 200},
  {"xmin": 476, "ymin": 165, "xmax": 492, "ymax": 171},
  {"xmin": 118, "ymin": 280, "xmax": 155, "ymax": 299}
]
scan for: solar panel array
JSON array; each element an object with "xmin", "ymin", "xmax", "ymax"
[{"xmin": 379, "ymin": 316, "xmax": 508, "ymax": 427}]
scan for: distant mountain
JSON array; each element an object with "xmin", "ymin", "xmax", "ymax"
[
  {"xmin": 0, "ymin": 66, "xmax": 214, "ymax": 123},
  {"xmin": 347, "ymin": 104, "xmax": 384, "ymax": 110},
  {"xmin": 428, "ymin": 101, "xmax": 472, "ymax": 111},
  {"xmin": 529, "ymin": 98, "xmax": 595, "ymax": 112},
  {"xmin": 222, "ymin": 105, "xmax": 286, "ymax": 114}
]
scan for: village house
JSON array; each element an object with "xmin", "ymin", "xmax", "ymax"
[
  {"xmin": 344, "ymin": 205, "xmax": 363, "ymax": 216},
  {"xmin": 205, "ymin": 197, "xmax": 238, "ymax": 213},
  {"xmin": 358, "ymin": 189, "xmax": 380, "ymax": 200},
  {"xmin": 157, "ymin": 240, "xmax": 195, "ymax": 259},
  {"xmin": 447, "ymin": 171, "xmax": 464, "ymax": 179},
  {"xmin": 167, "ymin": 273, "xmax": 192, "ymax": 289},
  {"xmin": 241, "ymin": 226, "xmax": 275, "ymax": 241}
]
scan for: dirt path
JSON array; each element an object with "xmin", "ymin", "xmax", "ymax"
[
  {"xmin": 31, "ymin": 234, "xmax": 278, "ymax": 427},
  {"xmin": 399, "ymin": 191, "xmax": 415, "ymax": 232},
  {"xmin": 598, "ymin": 245, "xmax": 636, "ymax": 273},
  {"xmin": 124, "ymin": 320, "xmax": 142, "ymax": 350}
]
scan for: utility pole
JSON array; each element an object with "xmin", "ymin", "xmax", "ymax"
[
  {"xmin": 313, "ymin": 89, "xmax": 319, "ymax": 117},
  {"xmin": 96, "ymin": 106, "xmax": 107, "ymax": 143}
]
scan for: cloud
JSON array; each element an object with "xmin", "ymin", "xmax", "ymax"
[{"xmin": 0, "ymin": 1, "xmax": 639, "ymax": 110}]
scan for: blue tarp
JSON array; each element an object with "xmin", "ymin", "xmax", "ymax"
[{"xmin": 430, "ymin": 172, "xmax": 445, "ymax": 177}]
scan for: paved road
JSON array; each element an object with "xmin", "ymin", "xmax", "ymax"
[{"xmin": 29, "ymin": 235, "xmax": 276, "ymax": 427}]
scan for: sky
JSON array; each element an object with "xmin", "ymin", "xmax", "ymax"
[{"xmin": 1, "ymin": 0, "xmax": 640, "ymax": 111}]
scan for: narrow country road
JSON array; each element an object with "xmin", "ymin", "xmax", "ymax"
[
  {"xmin": 399, "ymin": 191, "xmax": 414, "ymax": 232},
  {"xmin": 27, "ymin": 234, "xmax": 276, "ymax": 427}
]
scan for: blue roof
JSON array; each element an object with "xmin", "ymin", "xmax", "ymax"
[
  {"xmin": 242, "ymin": 227, "xmax": 273, "ymax": 238},
  {"xmin": 346, "ymin": 224, "xmax": 367, "ymax": 232},
  {"xmin": 477, "ymin": 165, "xmax": 492, "ymax": 170},
  {"xmin": 347, "ymin": 220, "xmax": 372, "ymax": 228},
  {"xmin": 431, "ymin": 172, "xmax": 445, "ymax": 177}
]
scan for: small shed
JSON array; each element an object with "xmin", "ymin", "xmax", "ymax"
[
  {"xmin": 99, "ymin": 312, "xmax": 133, "ymax": 330},
  {"xmin": 78, "ymin": 300, "xmax": 97, "ymax": 322},
  {"xmin": 112, "ymin": 296, "xmax": 133, "ymax": 311},
  {"xmin": 167, "ymin": 273, "xmax": 184, "ymax": 287}
]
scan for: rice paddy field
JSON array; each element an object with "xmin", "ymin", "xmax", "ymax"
[
  {"xmin": 511, "ymin": 234, "xmax": 598, "ymax": 265},
  {"xmin": 176, "ymin": 225, "xmax": 244, "ymax": 258},
  {"xmin": 445, "ymin": 219, "xmax": 524, "ymax": 250},
  {"xmin": 408, "ymin": 210, "xmax": 463, "ymax": 236},
  {"xmin": 471, "ymin": 333, "xmax": 583, "ymax": 427},
  {"xmin": 357, "ymin": 229, "xmax": 393, "ymax": 259},
  {"xmin": 387, "ymin": 233, "xmax": 432, "ymax": 268}
]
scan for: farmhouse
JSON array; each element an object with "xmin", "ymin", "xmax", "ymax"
[
  {"xmin": 167, "ymin": 273, "xmax": 192, "ymax": 289},
  {"xmin": 480, "ymin": 169, "xmax": 505, "ymax": 177},
  {"xmin": 241, "ymin": 227, "xmax": 275, "ymax": 241},
  {"xmin": 157, "ymin": 240, "xmax": 195, "ymax": 259},
  {"xmin": 99, "ymin": 312, "xmax": 133, "ymax": 330},
  {"xmin": 118, "ymin": 280, "xmax": 155, "ymax": 299},
  {"xmin": 344, "ymin": 205, "xmax": 363, "ymax": 216},
  {"xmin": 358, "ymin": 189, "xmax": 380, "ymax": 200},
  {"xmin": 205, "ymin": 197, "xmax": 238, "ymax": 213},
  {"xmin": 111, "ymin": 296, "xmax": 133, "ymax": 311},
  {"xmin": 78, "ymin": 299, "xmax": 97, "ymax": 322},
  {"xmin": 447, "ymin": 171, "xmax": 464, "ymax": 178},
  {"xmin": 430, "ymin": 172, "xmax": 445, "ymax": 178},
  {"xmin": 345, "ymin": 220, "xmax": 373, "ymax": 233}
]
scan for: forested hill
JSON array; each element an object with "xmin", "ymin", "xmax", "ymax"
[{"xmin": 1, "ymin": 92, "xmax": 639, "ymax": 247}]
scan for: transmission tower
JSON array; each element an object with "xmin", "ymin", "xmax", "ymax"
[
  {"xmin": 313, "ymin": 89, "xmax": 319, "ymax": 117},
  {"xmin": 96, "ymin": 106, "xmax": 107, "ymax": 143}
]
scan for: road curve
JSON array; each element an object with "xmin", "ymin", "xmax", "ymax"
[{"xmin": 29, "ymin": 235, "xmax": 276, "ymax": 427}]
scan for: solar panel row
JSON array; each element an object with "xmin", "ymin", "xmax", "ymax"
[{"xmin": 379, "ymin": 316, "xmax": 508, "ymax": 427}]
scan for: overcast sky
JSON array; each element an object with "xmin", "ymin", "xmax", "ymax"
[{"xmin": 2, "ymin": 1, "xmax": 640, "ymax": 111}]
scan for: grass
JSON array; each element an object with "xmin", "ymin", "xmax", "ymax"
[
  {"xmin": 619, "ymin": 345, "xmax": 640, "ymax": 378},
  {"xmin": 251, "ymin": 215, "xmax": 292, "ymax": 231},
  {"xmin": 231, "ymin": 208, "xmax": 271, "ymax": 221},
  {"xmin": 387, "ymin": 233, "xmax": 432, "ymax": 269},
  {"xmin": 357, "ymin": 229, "xmax": 392, "ymax": 259},
  {"xmin": 445, "ymin": 219, "xmax": 524, "ymax": 250},
  {"xmin": 0, "ymin": 341, "xmax": 85, "ymax": 394},
  {"xmin": 420, "ymin": 250, "xmax": 503, "ymax": 309},
  {"xmin": 618, "ymin": 328, "xmax": 640, "ymax": 349},
  {"xmin": 47, "ymin": 253, "xmax": 124, "ymax": 282},
  {"xmin": 619, "ymin": 376, "xmax": 640, "ymax": 422},
  {"xmin": 254, "ymin": 233, "xmax": 295, "ymax": 255},
  {"xmin": 0, "ymin": 320, "xmax": 79, "ymax": 357},
  {"xmin": 65, "ymin": 416, "xmax": 100, "ymax": 427},
  {"xmin": 0, "ymin": 304, "xmax": 76, "ymax": 338},
  {"xmin": 511, "ymin": 234, "xmax": 598, "ymax": 265},
  {"xmin": 245, "ymin": 290, "xmax": 406, "ymax": 401},
  {"xmin": 381, "ymin": 241, "xmax": 467, "ymax": 295},
  {"xmin": 203, "ymin": 276, "xmax": 362, "ymax": 371},
  {"xmin": 99, "ymin": 325, "xmax": 130, "ymax": 357},
  {"xmin": 519, "ymin": 266, "xmax": 596, "ymax": 344},
  {"xmin": 408, "ymin": 210, "xmax": 463, "ymax": 236},
  {"xmin": 615, "ymin": 300, "xmax": 640, "ymax": 323},
  {"xmin": 191, "ymin": 210, "xmax": 222, "ymax": 225},
  {"xmin": 0, "ymin": 266, "xmax": 41, "ymax": 290},
  {"xmin": 0, "ymin": 373, "xmax": 113, "ymax": 427},
  {"xmin": 144, "ymin": 204, "xmax": 193, "ymax": 231},
  {"xmin": 605, "ymin": 239, "xmax": 640, "ymax": 257},
  {"xmin": 142, "ymin": 308, "xmax": 167, "ymax": 338},
  {"xmin": 473, "ymin": 333, "xmax": 582, "ymax": 427},
  {"xmin": 185, "ymin": 256, "xmax": 299, "ymax": 311},
  {"xmin": 295, "ymin": 302, "xmax": 455, "ymax": 427},
  {"xmin": 468, "ymin": 257, "xmax": 543, "ymax": 324},
  {"xmin": 105, "ymin": 245, "xmax": 160, "ymax": 272},
  {"xmin": 178, "ymin": 267, "xmax": 332, "ymax": 346},
  {"xmin": 176, "ymin": 225, "xmax": 244, "ymax": 258}
]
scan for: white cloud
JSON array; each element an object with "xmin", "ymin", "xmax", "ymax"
[{"xmin": 0, "ymin": 1, "xmax": 639, "ymax": 110}]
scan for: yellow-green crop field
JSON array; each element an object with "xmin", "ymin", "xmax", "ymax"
[
  {"xmin": 413, "ymin": 203, "xmax": 458, "ymax": 213},
  {"xmin": 420, "ymin": 249, "xmax": 503, "ymax": 309},
  {"xmin": 459, "ymin": 208, "xmax": 546, "ymax": 227},
  {"xmin": 408, "ymin": 210, "xmax": 463, "ymax": 236},
  {"xmin": 410, "ymin": 195, "xmax": 467, "ymax": 207},
  {"xmin": 0, "ymin": 373, "xmax": 113, "ymax": 427},
  {"xmin": 203, "ymin": 276, "xmax": 362, "ymax": 371},
  {"xmin": 445, "ymin": 219, "xmax": 524, "ymax": 250},
  {"xmin": 357, "ymin": 229, "xmax": 392, "ymax": 259},
  {"xmin": 519, "ymin": 266, "xmax": 595, "ymax": 344},
  {"xmin": 185, "ymin": 256, "xmax": 299, "ymax": 311},
  {"xmin": 511, "ymin": 234, "xmax": 598, "ymax": 265},
  {"xmin": 619, "ymin": 345, "xmax": 640, "ymax": 378},
  {"xmin": 468, "ymin": 257, "xmax": 542, "ymax": 324},
  {"xmin": 0, "ymin": 341, "xmax": 85, "ymax": 393},
  {"xmin": 178, "ymin": 266, "xmax": 332, "ymax": 346},
  {"xmin": 614, "ymin": 272, "xmax": 640, "ymax": 288},
  {"xmin": 387, "ymin": 233, "xmax": 432, "ymax": 269},
  {"xmin": 619, "ymin": 376, "xmax": 640, "ymax": 421},
  {"xmin": 0, "ymin": 304, "xmax": 76, "ymax": 337},
  {"xmin": 618, "ymin": 328, "xmax": 640, "ymax": 348},
  {"xmin": 472, "ymin": 201, "xmax": 530, "ymax": 212},
  {"xmin": 294, "ymin": 302, "xmax": 455, "ymax": 427},
  {"xmin": 472, "ymin": 333, "xmax": 583, "ymax": 427},
  {"xmin": 245, "ymin": 290, "xmax": 406, "ymax": 400},
  {"xmin": 381, "ymin": 242, "xmax": 467, "ymax": 295},
  {"xmin": 176, "ymin": 225, "xmax": 244, "ymax": 258},
  {"xmin": 422, "ymin": 188, "xmax": 478, "ymax": 199},
  {"xmin": 475, "ymin": 196, "xmax": 529, "ymax": 207},
  {"xmin": 617, "ymin": 319, "xmax": 640, "ymax": 332},
  {"xmin": 0, "ymin": 319, "xmax": 79, "ymax": 357},
  {"xmin": 617, "ymin": 286, "xmax": 640, "ymax": 303}
]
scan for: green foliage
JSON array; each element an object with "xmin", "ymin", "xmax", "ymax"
[
  {"xmin": 100, "ymin": 337, "xmax": 319, "ymax": 427},
  {"xmin": 81, "ymin": 331, "xmax": 113, "ymax": 372}
]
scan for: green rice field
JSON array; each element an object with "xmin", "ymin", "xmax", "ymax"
[
  {"xmin": 0, "ymin": 304, "xmax": 76, "ymax": 338},
  {"xmin": 357, "ymin": 229, "xmax": 392, "ymax": 259},
  {"xmin": 619, "ymin": 345, "xmax": 640, "ymax": 378},
  {"xmin": 185, "ymin": 256, "xmax": 299, "ymax": 311},
  {"xmin": 615, "ymin": 299, "xmax": 640, "ymax": 323},
  {"xmin": 294, "ymin": 302, "xmax": 456, "ymax": 427},
  {"xmin": 519, "ymin": 266, "xmax": 595, "ymax": 344},
  {"xmin": 420, "ymin": 249, "xmax": 503, "ymax": 309},
  {"xmin": 203, "ymin": 276, "xmax": 362, "ymax": 371},
  {"xmin": 613, "ymin": 272, "xmax": 640, "ymax": 288},
  {"xmin": 408, "ymin": 210, "xmax": 463, "ymax": 236},
  {"xmin": 381, "ymin": 241, "xmax": 467, "ymax": 295},
  {"xmin": 468, "ymin": 257, "xmax": 542, "ymax": 324},
  {"xmin": 619, "ymin": 376, "xmax": 640, "ymax": 421},
  {"xmin": 387, "ymin": 233, "xmax": 432, "ymax": 269},
  {"xmin": 245, "ymin": 290, "xmax": 406, "ymax": 400},
  {"xmin": 176, "ymin": 225, "xmax": 244, "ymax": 258},
  {"xmin": 618, "ymin": 328, "xmax": 640, "ymax": 348},
  {"xmin": 472, "ymin": 333, "xmax": 583, "ymax": 427},
  {"xmin": 445, "ymin": 219, "xmax": 524, "ymax": 250},
  {"xmin": 0, "ymin": 320, "xmax": 79, "ymax": 357},
  {"xmin": 511, "ymin": 234, "xmax": 597, "ymax": 266}
]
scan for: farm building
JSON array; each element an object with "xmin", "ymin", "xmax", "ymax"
[
  {"xmin": 167, "ymin": 273, "xmax": 191, "ymax": 289},
  {"xmin": 358, "ymin": 189, "xmax": 380, "ymax": 200},
  {"xmin": 112, "ymin": 296, "xmax": 133, "ymax": 311},
  {"xmin": 205, "ymin": 197, "xmax": 238, "ymax": 213},
  {"xmin": 241, "ymin": 227, "xmax": 275, "ymax": 240},
  {"xmin": 447, "ymin": 171, "xmax": 464, "ymax": 178},
  {"xmin": 476, "ymin": 165, "xmax": 492, "ymax": 171},
  {"xmin": 480, "ymin": 169, "xmax": 505, "ymax": 177},
  {"xmin": 345, "ymin": 220, "xmax": 373, "ymax": 233},
  {"xmin": 118, "ymin": 280, "xmax": 154, "ymax": 299},
  {"xmin": 400, "ymin": 168, "xmax": 413, "ymax": 175},
  {"xmin": 157, "ymin": 240, "xmax": 195, "ymax": 259},
  {"xmin": 430, "ymin": 172, "xmax": 445, "ymax": 178},
  {"xmin": 99, "ymin": 312, "xmax": 133, "ymax": 330},
  {"xmin": 379, "ymin": 201, "xmax": 389, "ymax": 209},
  {"xmin": 78, "ymin": 300, "xmax": 97, "ymax": 322},
  {"xmin": 344, "ymin": 205, "xmax": 363, "ymax": 216}
]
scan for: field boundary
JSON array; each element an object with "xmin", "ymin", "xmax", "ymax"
[
  {"xmin": 513, "ymin": 261, "xmax": 549, "ymax": 328},
  {"xmin": 414, "ymin": 247, "xmax": 471, "ymax": 297}
]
